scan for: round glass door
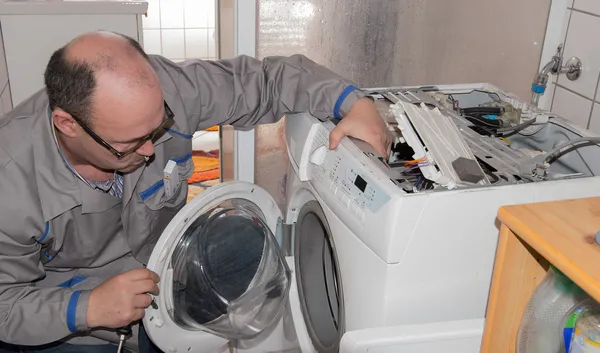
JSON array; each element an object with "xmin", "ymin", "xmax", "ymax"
[
  {"xmin": 294, "ymin": 200, "xmax": 345, "ymax": 353},
  {"xmin": 168, "ymin": 198, "xmax": 291, "ymax": 340}
]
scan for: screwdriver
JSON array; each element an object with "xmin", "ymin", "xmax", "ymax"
[
  {"xmin": 116, "ymin": 325, "xmax": 131, "ymax": 353},
  {"xmin": 116, "ymin": 298, "xmax": 158, "ymax": 353}
]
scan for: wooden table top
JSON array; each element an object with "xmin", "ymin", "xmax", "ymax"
[{"xmin": 498, "ymin": 197, "xmax": 600, "ymax": 302}]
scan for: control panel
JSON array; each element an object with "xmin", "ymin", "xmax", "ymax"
[{"xmin": 307, "ymin": 123, "xmax": 391, "ymax": 220}]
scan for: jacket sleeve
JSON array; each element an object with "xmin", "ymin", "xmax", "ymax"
[
  {"xmin": 150, "ymin": 54, "xmax": 367, "ymax": 131},
  {"xmin": 0, "ymin": 161, "xmax": 89, "ymax": 345}
]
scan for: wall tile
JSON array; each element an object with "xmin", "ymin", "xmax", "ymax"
[
  {"xmin": 206, "ymin": 0, "xmax": 216, "ymax": 27},
  {"xmin": 184, "ymin": 0, "xmax": 209, "ymax": 28},
  {"xmin": 160, "ymin": 0, "xmax": 184, "ymax": 29},
  {"xmin": 589, "ymin": 103, "xmax": 600, "ymax": 133},
  {"xmin": 161, "ymin": 29, "xmax": 185, "ymax": 58},
  {"xmin": 143, "ymin": 0, "xmax": 161, "ymax": 29},
  {"xmin": 143, "ymin": 29, "xmax": 162, "ymax": 55},
  {"xmin": 557, "ymin": 11, "xmax": 600, "ymax": 99},
  {"xmin": 552, "ymin": 86, "xmax": 593, "ymax": 128},
  {"xmin": 574, "ymin": 0, "xmax": 600, "ymax": 15},
  {"xmin": 185, "ymin": 29, "xmax": 209, "ymax": 58},
  {"xmin": 536, "ymin": 7, "xmax": 572, "ymax": 111}
]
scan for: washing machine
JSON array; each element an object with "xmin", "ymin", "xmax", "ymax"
[{"xmin": 143, "ymin": 83, "xmax": 600, "ymax": 353}]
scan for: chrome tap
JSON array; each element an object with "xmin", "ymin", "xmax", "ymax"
[{"xmin": 531, "ymin": 44, "xmax": 582, "ymax": 108}]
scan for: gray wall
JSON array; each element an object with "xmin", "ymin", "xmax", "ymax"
[{"xmin": 254, "ymin": 0, "xmax": 552, "ymax": 210}]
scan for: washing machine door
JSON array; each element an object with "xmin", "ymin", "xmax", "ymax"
[
  {"xmin": 143, "ymin": 181, "xmax": 291, "ymax": 353},
  {"xmin": 289, "ymin": 200, "xmax": 345, "ymax": 353}
]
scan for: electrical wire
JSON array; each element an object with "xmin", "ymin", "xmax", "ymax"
[
  {"xmin": 543, "ymin": 137, "xmax": 600, "ymax": 163},
  {"xmin": 497, "ymin": 118, "xmax": 537, "ymax": 137},
  {"xmin": 464, "ymin": 115, "xmax": 502, "ymax": 128},
  {"xmin": 517, "ymin": 122, "xmax": 547, "ymax": 136}
]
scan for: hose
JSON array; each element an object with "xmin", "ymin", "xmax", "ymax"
[{"xmin": 543, "ymin": 137, "xmax": 600, "ymax": 164}]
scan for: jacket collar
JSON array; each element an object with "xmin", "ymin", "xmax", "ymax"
[
  {"xmin": 34, "ymin": 94, "xmax": 175, "ymax": 218},
  {"xmin": 33, "ymin": 105, "xmax": 82, "ymax": 222},
  {"xmin": 34, "ymin": 105, "xmax": 129, "ymax": 221}
]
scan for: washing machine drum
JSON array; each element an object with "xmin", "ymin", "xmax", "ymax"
[{"xmin": 153, "ymin": 196, "xmax": 291, "ymax": 343}]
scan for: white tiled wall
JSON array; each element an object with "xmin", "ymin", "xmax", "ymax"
[
  {"xmin": 142, "ymin": 0, "xmax": 217, "ymax": 61},
  {"xmin": 0, "ymin": 24, "xmax": 11, "ymax": 116},
  {"xmin": 548, "ymin": 1, "xmax": 600, "ymax": 134}
]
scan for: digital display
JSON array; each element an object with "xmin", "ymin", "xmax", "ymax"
[{"xmin": 354, "ymin": 175, "xmax": 367, "ymax": 192}]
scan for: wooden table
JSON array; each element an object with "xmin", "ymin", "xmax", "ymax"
[{"xmin": 481, "ymin": 197, "xmax": 600, "ymax": 353}]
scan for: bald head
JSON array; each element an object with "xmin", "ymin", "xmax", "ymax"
[
  {"xmin": 46, "ymin": 31, "xmax": 166, "ymax": 175},
  {"xmin": 44, "ymin": 30, "xmax": 158, "ymax": 126}
]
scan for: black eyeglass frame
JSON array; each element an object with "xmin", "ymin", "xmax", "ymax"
[{"xmin": 69, "ymin": 101, "xmax": 175, "ymax": 159}]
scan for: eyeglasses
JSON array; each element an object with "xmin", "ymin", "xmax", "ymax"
[{"xmin": 70, "ymin": 101, "xmax": 175, "ymax": 159}]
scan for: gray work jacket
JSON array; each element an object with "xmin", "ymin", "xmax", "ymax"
[{"xmin": 0, "ymin": 54, "xmax": 365, "ymax": 347}]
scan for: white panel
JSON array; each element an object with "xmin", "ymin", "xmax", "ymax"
[
  {"xmin": 185, "ymin": 28, "xmax": 208, "ymax": 58},
  {"xmin": 143, "ymin": 29, "xmax": 162, "ymax": 55},
  {"xmin": 574, "ymin": 0, "xmax": 600, "ymax": 15},
  {"xmin": 143, "ymin": 0, "xmax": 161, "ymax": 29},
  {"xmin": 557, "ymin": 11, "xmax": 600, "ymax": 98},
  {"xmin": 208, "ymin": 28, "xmax": 216, "ymax": 58},
  {"xmin": 589, "ymin": 103, "xmax": 600, "ymax": 134},
  {"xmin": 552, "ymin": 86, "xmax": 593, "ymax": 128},
  {"xmin": 233, "ymin": 0, "xmax": 256, "ymax": 183},
  {"xmin": 159, "ymin": 0, "xmax": 184, "ymax": 29},
  {"xmin": 161, "ymin": 29, "xmax": 185, "ymax": 58},
  {"xmin": 0, "ymin": 1, "xmax": 147, "ymax": 15},
  {"xmin": 1, "ymin": 13, "xmax": 139, "ymax": 107}
]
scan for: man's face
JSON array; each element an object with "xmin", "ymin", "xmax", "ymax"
[{"xmin": 77, "ymin": 71, "xmax": 166, "ymax": 174}]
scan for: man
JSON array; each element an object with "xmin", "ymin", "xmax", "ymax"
[{"xmin": 0, "ymin": 30, "xmax": 390, "ymax": 351}]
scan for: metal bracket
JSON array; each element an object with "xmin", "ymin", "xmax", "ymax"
[
  {"xmin": 552, "ymin": 44, "xmax": 582, "ymax": 81},
  {"xmin": 562, "ymin": 56, "xmax": 582, "ymax": 81},
  {"xmin": 276, "ymin": 219, "xmax": 294, "ymax": 256}
]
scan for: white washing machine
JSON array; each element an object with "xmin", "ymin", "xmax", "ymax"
[{"xmin": 143, "ymin": 83, "xmax": 600, "ymax": 353}]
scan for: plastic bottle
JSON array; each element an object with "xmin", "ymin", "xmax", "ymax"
[
  {"xmin": 517, "ymin": 266, "xmax": 590, "ymax": 353},
  {"xmin": 569, "ymin": 302, "xmax": 600, "ymax": 353}
]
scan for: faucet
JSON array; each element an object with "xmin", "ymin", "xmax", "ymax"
[{"xmin": 531, "ymin": 44, "xmax": 582, "ymax": 108}]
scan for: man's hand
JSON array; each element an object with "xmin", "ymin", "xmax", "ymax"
[
  {"xmin": 329, "ymin": 97, "xmax": 392, "ymax": 157},
  {"xmin": 87, "ymin": 268, "xmax": 160, "ymax": 329}
]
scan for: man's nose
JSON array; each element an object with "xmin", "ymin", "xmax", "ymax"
[{"xmin": 136, "ymin": 140, "xmax": 155, "ymax": 157}]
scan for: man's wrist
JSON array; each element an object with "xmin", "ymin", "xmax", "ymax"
[{"xmin": 333, "ymin": 85, "xmax": 367, "ymax": 119}]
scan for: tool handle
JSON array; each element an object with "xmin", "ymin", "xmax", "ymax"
[{"xmin": 116, "ymin": 325, "xmax": 132, "ymax": 337}]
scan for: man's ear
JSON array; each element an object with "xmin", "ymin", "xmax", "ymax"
[{"xmin": 52, "ymin": 109, "xmax": 78, "ymax": 138}]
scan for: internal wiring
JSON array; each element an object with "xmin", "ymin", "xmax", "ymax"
[
  {"xmin": 543, "ymin": 137, "xmax": 600, "ymax": 163},
  {"xmin": 498, "ymin": 118, "xmax": 537, "ymax": 137},
  {"xmin": 464, "ymin": 115, "xmax": 502, "ymax": 128},
  {"xmin": 403, "ymin": 157, "xmax": 429, "ymax": 172}
]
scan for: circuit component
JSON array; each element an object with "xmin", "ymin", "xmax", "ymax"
[{"xmin": 452, "ymin": 157, "xmax": 486, "ymax": 184}]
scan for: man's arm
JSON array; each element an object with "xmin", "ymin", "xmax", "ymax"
[
  {"xmin": 151, "ymin": 54, "xmax": 391, "ymax": 155},
  {"xmin": 151, "ymin": 54, "xmax": 366, "ymax": 129},
  {"xmin": 0, "ymin": 162, "xmax": 89, "ymax": 345}
]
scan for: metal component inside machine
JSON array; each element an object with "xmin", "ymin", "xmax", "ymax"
[{"xmin": 365, "ymin": 83, "xmax": 600, "ymax": 193}]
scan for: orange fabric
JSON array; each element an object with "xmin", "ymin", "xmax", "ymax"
[
  {"xmin": 188, "ymin": 169, "xmax": 220, "ymax": 184},
  {"xmin": 189, "ymin": 149, "xmax": 220, "ymax": 183},
  {"xmin": 192, "ymin": 155, "xmax": 219, "ymax": 173},
  {"xmin": 205, "ymin": 126, "xmax": 219, "ymax": 131}
]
